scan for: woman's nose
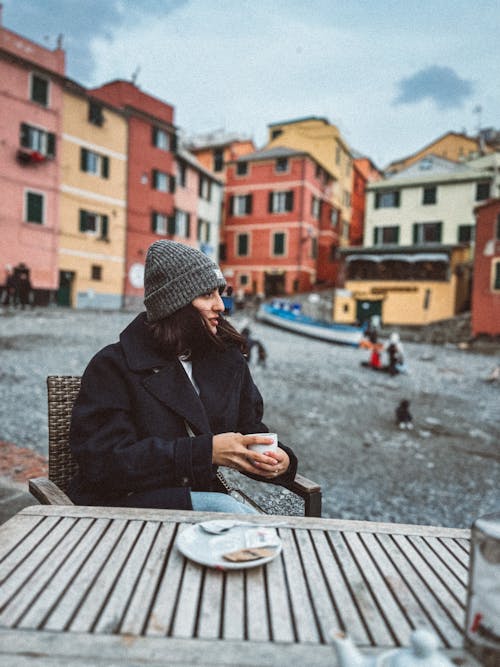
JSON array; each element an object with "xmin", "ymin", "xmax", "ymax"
[{"xmin": 213, "ymin": 292, "xmax": 224, "ymax": 311}]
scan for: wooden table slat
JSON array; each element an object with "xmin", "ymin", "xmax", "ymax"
[
  {"xmin": 68, "ymin": 519, "xmax": 142, "ymax": 633},
  {"xmin": 0, "ymin": 515, "xmax": 58, "ymax": 583},
  {"xmin": 245, "ymin": 566, "xmax": 270, "ymax": 642},
  {"xmin": 263, "ymin": 547, "xmax": 296, "ymax": 643},
  {"xmin": 222, "ymin": 570, "xmax": 245, "ymax": 640},
  {"xmin": 0, "ymin": 513, "xmax": 45, "ymax": 563},
  {"xmin": 0, "ymin": 517, "xmax": 77, "ymax": 624},
  {"xmin": 196, "ymin": 568, "xmax": 224, "ymax": 639},
  {"xmin": 310, "ymin": 530, "xmax": 370, "ymax": 645},
  {"xmin": 417, "ymin": 536, "xmax": 469, "ymax": 587},
  {"xmin": 171, "ymin": 559, "xmax": 204, "ymax": 638}
]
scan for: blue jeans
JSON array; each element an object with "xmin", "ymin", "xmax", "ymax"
[{"xmin": 190, "ymin": 491, "xmax": 258, "ymax": 514}]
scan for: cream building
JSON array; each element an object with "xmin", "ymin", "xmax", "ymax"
[{"xmin": 59, "ymin": 84, "xmax": 127, "ymax": 309}]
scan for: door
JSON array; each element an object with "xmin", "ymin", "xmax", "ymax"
[
  {"xmin": 264, "ymin": 272, "xmax": 285, "ymax": 297},
  {"xmin": 356, "ymin": 299, "xmax": 382, "ymax": 326},
  {"xmin": 57, "ymin": 271, "xmax": 75, "ymax": 307}
]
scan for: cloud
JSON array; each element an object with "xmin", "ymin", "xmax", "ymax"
[{"xmin": 393, "ymin": 65, "xmax": 474, "ymax": 109}]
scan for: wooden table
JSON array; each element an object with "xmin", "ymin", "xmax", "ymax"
[{"xmin": 0, "ymin": 505, "xmax": 480, "ymax": 666}]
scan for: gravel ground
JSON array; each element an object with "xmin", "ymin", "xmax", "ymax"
[{"xmin": 1, "ymin": 306, "xmax": 499, "ymax": 527}]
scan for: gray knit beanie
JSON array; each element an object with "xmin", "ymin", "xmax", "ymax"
[{"xmin": 144, "ymin": 240, "xmax": 226, "ymax": 322}]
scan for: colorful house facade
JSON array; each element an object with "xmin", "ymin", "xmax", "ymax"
[
  {"xmin": 90, "ymin": 81, "xmax": 177, "ymax": 310},
  {"xmin": 265, "ymin": 117, "xmax": 353, "ymax": 246},
  {"xmin": 0, "ymin": 20, "xmax": 64, "ymax": 303},
  {"xmin": 471, "ymin": 198, "xmax": 500, "ymax": 337},
  {"xmin": 222, "ymin": 146, "xmax": 335, "ymax": 296},
  {"xmin": 58, "ymin": 82, "xmax": 127, "ymax": 308},
  {"xmin": 350, "ymin": 157, "xmax": 383, "ymax": 246},
  {"xmin": 186, "ymin": 130, "xmax": 255, "ymax": 183}
]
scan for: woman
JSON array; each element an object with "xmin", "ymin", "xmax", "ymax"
[{"xmin": 68, "ymin": 240, "xmax": 297, "ymax": 513}]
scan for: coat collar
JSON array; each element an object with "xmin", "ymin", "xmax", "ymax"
[{"xmin": 119, "ymin": 312, "xmax": 242, "ymax": 434}]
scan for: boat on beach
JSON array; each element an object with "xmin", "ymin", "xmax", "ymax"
[{"xmin": 256, "ymin": 302, "xmax": 365, "ymax": 347}]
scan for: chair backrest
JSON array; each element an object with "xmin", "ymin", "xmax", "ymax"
[{"xmin": 47, "ymin": 375, "xmax": 81, "ymax": 493}]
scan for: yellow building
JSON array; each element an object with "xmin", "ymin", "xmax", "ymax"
[
  {"xmin": 59, "ymin": 82, "xmax": 127, "ymax": 308},
  {"xmin": 266, "ymin": 116, "xmax": 352, "ymax": 245},
  {"xmin": 385, "ymin": 132, "xmax": 490, "ymax": 175},
  {"xmin": 333, "ymin": 245, "xmax": 471, "ymax": 327}
]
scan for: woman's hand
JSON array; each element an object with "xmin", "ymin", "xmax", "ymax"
[{"xmin": 212, "ymin": 432, "xmax": 290, "ymax": 478}]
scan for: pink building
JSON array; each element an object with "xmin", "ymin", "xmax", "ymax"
[
  {"xmin": 0, "ymin": 13, "xmax": 65, "ymax": 302},
  {"xmin": 471, "ymin": 198, "xmax": 500, "ymax": 337}
]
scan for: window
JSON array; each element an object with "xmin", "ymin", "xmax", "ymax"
[
  {"xmin": 152, "ymin": 127, "xmax": 169, "ymax": 151},
  {"xmin": 275, "ymin": 157, "xmax": 288, "ymax": 172},
  {"xmin": 152, "ymin": 169, "xmax": 175, "ymax": 193},
  {"xmin": 237, "ymin": 233, "xmax": 249, "ymax": 256},
  {"xmin": 343, "ymin": 190, "xmax": 351, "ymax": 207},
  {"xmin": 173, "ymin": 209, "xmax": 191, "ymax": 237},
  {"xmin": 375, "ymin": 190, "xmax": 400, "ymax": 208},
  {"xmin": 80, "ymin": 148, "xmax": 109, "ymax": 178},
  {"xmin": 219, "ymin": 243, "xmax": 227, "ymax": 261},
  {"xmin": 240, "ymin": 274, "xmax": 249, "ymax": 286},
  {"xmin": 79, "ymin": 209, "xmax": 109, "ymax": 239},
  {"xmin": 88, "ymin": 101, "xmax": 104, "ymax": 126},
  {"xmin": 311, "ymin": 236, "xmax": 318, "ymax": 259},
  {"xmin": 458, "ymin": 224, "xmax": 474, "ymax": 243},
  {"xmin": 476, "ymin": 182, "xmax": 491, "ymax": 201},
  {"xmin": 91, "ymin": 265, "xmax": 102, "ymax": 281},
  {"xmin": 268, "ymin": 191, "xmax": 294, "ymax": 213},
  {"xmin": 422, "ymin": 186, "xmax": 437, "ymax": 205},
  {"xmin": 25, "ymin": 191, "xmax": 44, "ymax": 224},
  {"xmin": 496, "ymin": 214, "xmax": 500, "ymax": 240},
  {"xmin": 335, "ymin": 144, "xmax": 341, "ymax": 165},
  {"xmin": 373, "ymin": 226, "xmax": 400, "ymax": 245},
  {"xmin": 20, "ymin": 123, "xmax": 56, "ymax": 158},
  {"xmin": 213, "ymin": 148, "xmax": 223, "ymax": 172},
  {"xmin": 177, "ymin": 161, "xmax": 187, "ymax": 188},
  {"xmin": 231, "ymin": 194, "xmax": 252, "ymax": 216},
  {"xmin": 30, "ymin": 73, "xmax": 49, "ymax": 106},
  {"xmin": 271, "ymin": 128, "xmax": 282, "ymax": 139},
  {"xmin": 311, "ymin": 196, "xmax": 320, "ymax": 219},
  {"xmin": 273, "ymin": 232, "xmax": 286, "ymax": 256},
  {"xmin": 236, "ymin": 161, "xmax": 248, "ymax": 176},
  {"xmin": 330, "ymin": 208, "xmax": 339, "ymax": 226},
  {"xmin": 151, "ymin": 212, "xmax": 169, "ymax": 235},
  {"xmin": 199, "ymin": 176, "xmax": 212, "ymax": 201},
  {"xmin": 198, "ymin": 219, "xmax": 211, "ymax": 243},
  {"xmin": 493, "ymin": 261, "xmax": 500, "ymax": 291},
  {"xmin": 412, "ymin": 221, "xmax": 442, "ymax": 244}
]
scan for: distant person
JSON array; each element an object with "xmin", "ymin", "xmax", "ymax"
[
  {"xmin": 2, "ymin": 266, "xmax": 17, "ymax": 307},
  {"xmin": 385, "ymin": 332, "xmax": 407, "ymax": 375},
  {"xmin": 395, "ymin": 399, "xmax": 413, "ymax": 430},
  {"xmin": 241, "ymin": 325, "xmax": 268, "ymax": 367},
  {"xmin": 17, "ymin": 268, "xmax": 32, "ymax": 309},
  {"xmin": 221, "ymin": 286, "xmax": 234, "ymax": 316}
]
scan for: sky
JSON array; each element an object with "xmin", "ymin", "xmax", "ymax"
[{"xmin": 3, "ymin": 0, "xmax": 499, "ymax": 168}]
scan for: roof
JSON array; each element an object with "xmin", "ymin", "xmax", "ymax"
[
  {"xmin": 230, "ymin": 145, "xmax": 308, "ymax": 163},
  {"xmin": 268, "ymin": 115, "xmax": 329, "ymax": 128},
  {"xmin": 384, "ymin": 131, "xmax": 478, "ymax": 170},
  {"xmin": 176, "ymin": 147, "xmax": 223, "ymax": 184},
  {"xmin": 367, "ymin": 163, "xmax": 492, "ymax": 190},
  {"xmin": 186, "ymin": 130, "xmax": 253, "ymax": 150}
]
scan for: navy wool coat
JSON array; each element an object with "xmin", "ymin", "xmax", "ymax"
[{"xmin": 68, "ymin": 313, "xmax": 297, "ymax": 509}]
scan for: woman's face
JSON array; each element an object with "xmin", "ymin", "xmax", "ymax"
[{"xmin": 191, "ymin": 289, "xmax": 225, "ymax": 334}]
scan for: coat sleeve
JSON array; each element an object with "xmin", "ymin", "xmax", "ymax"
[
  {"xmin": 69, "ymin": 350, "xmax": 213, "ymax": 495},
  {"xmin": 237, "ymin": 361, "xmax": 298, "ymax": 489}
]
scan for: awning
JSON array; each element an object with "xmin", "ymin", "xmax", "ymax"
[{"xmin": 346, "ymin": 253, "xmax": 449, "ymax": 264}]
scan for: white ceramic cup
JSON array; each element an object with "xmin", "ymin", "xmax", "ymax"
[{"xmin": 246, "ymin": 432, "xmax": 278, "ymax": 454}]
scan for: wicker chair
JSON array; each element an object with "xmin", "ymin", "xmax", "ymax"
[{"xmin": 29, "ymin": 376, "xmax": 322, "ymax": 516}]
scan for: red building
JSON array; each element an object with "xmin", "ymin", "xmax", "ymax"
[
  {"xmin": 471, "ymin": 198, "xmax": 500, "ymax": 337},
  {"xmin": 222, "ymin": 146, "xmax": 336, "ymax": 296},
  {"xmin": 89, "ymin": 80, "xmax": 177, "ymax": 309},
  {"xmin": 0, "ymin": 16, "xmax": 65, "ymax": 303},
  {"xmin": 350, "ymin": 157, "xmax": 382, "ymax": 246}
]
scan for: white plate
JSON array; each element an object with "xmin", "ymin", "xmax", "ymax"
[{"xmin": 176, "ymin": 522, "xmax": 282, "ymax": 570}]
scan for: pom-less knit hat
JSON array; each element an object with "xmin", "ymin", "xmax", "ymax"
[{"xmin": 144, "ymin": 240, "xmax": 226, "ymax": 322}]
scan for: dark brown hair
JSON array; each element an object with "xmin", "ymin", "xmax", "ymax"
[{"xmin": 147, "ymin": 303, "xmax": 248, "ymax": 358}]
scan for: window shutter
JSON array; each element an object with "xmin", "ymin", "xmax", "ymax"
[
  {"xmin": 229, "ymin": 196, "xmax": 234, "ymax": 215},
  {"xmin": 186, "ymin": 214, "xmax": 191, "ymax": 238},
  {"xmin": 152, "ymin": 169, "xmax": 158, "ymax": 189},
  {"xmin": 395, "ymin": 226, "xmax": 400, "ymax": 243},
  {"xmin": 151, "ymin": 212, "xmax": 157, "ymax": 233},
  {"xmin": 374, "ymin": 227, "xmax": 379, "ymax": 245},
  {"xmin": 246, "ymin": 194, "xmax": 252, "ymax": 214},
  {"xmin": 171, "ymin": 133, "xmax": 177, "ymax": 153},
  {"xmin": 151, "ymin": 127, "xmax": 157, "ymax": 146},
  {"xmin": 268, "ymin": 192, "xmax": 273, "ymax": 213},
  {"xmin": 79, "ymin": 210, "xmax": 87, "ymax": 232},
  {"xmin": 436, "ymin": 222, "xmax": 442, "ymax": 243},
  {"xmin": 20, "ymin": 123, "xmax": 30, "ymax": 148},
  {"xmin": 101, "ymin": 215, "xmax": 109, "ymax": 239},
  {"xmin": 102, "ymin": 156, "xmax": 109, "ymax": 178},
  {"xmin": 169, "ymin": 175, "xmax": 176, "ymax": 193},
  {"xmin": 412, "ymin": 224, "xmax": 418, "ymax": 244},
  {"xmin": 168, "ymin": 214, "xmax": 176, "ymax": 235},
  {"xmin": 47, "ymin": 132, "xmax": 56, "ymax": 157},
  {"xmin": 80, "ymin": 148, "xmax": 88, "ymax": 172},
  {"xmin": 286, "ymin": 191, "xmax": 294, "ymax": 211},
  {"xmin": 375, "ymin": 192, "xmax": 380, "ymax": 209},
  {"xmin": 394, "ymin": 191, "xmax": 400, "ymax": 207}
]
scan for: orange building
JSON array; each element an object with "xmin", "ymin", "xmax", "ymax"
[
  {"xmin": 385, "ymin": 132, "xmax": 491, "ymax": 175},
  {"xmin": 471, "ymin": 198, "xmax": 500, "ymax": 337},
  {"xmin": 186, "ymin": 130, "xmax": 255, "ymax": 182},
  {"xmin": 350, "ymin": 157, "xmax": 382, "ymax": 246},
  {"xmin": 90, "ymin": 81, "xmax": 177, "ymax": 309},
  {"xmin": 0, "ymin": 17, "xmax": 65, "ymax": 303},
  {"xmin": 222, "ymin": 146, "xmax": 336, "ymax": 296}
]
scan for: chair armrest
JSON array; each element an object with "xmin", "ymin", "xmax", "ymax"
[
  {"xmin": 291, "ymin": 473, "xmax": 322, "ymax": 517},
  {"xmin": 28, "ymin": 477, "xmax": 74, "ymax": 506}
]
